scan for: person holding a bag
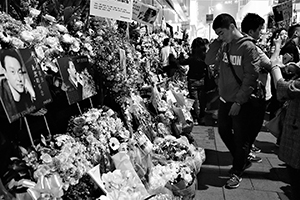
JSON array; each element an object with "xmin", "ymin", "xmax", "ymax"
[
  {"xmin": 270, "ymin": 34, "xmax": 300, "ymax": 200},
  {"xmin": 179, "ymin": 37, "xmax": 208, "ymax": 125},
  {"xmin": 205, "ymin": 13, "xmax": 268, "ymax": 189}
]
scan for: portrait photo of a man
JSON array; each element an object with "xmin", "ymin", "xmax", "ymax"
[
  {"xmin": 58, "ymin": 56, "xmax": 96, "ymax": 105},
  {"xmin": 0, "ymin": 49, "xmax": 36, "ymax": 122}
]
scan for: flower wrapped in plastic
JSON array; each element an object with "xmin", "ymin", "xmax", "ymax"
[
  {"xmin": 148, "ymin": 162, "xmax": 196, "ymax": 199},
  {"xmin": 23, "ymin": 134, "xmax": 93, "ymax": 191},
  {"xmin": 152, "ymin": 136, "xmax": 205, "ymax": 173},
  {"xmin": 97, "ymin": 169, "xmax": 148, "ymax": 200},
  {"xmin": 152, "ymin": 135, "xmax": 192, "ymax": 162}
]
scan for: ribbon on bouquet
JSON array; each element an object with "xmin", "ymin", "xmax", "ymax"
[{"xmin": 19, "ymin": 173, "xmax": 63, "ymax": 200}]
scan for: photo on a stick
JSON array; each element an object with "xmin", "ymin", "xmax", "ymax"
[
  {"xmin": 0, "ymin": 48, "xmax": 52, "ymax": 123},
  {"xmin": 57, "ymin": 56, "xmax": 97, "ymax": 105}
]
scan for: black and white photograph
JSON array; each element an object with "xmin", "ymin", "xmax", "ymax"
[
  {"xmin": 0, "ymin": 49, "xmax": 52, "ymax": 122},
  {"xmin": 58, "ymin": 56, "xmax": 97, "ymax": 105}
]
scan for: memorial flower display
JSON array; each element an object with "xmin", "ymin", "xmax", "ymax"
[
  {"xmin": 0, "ymin": 1, "xmax": 207, "ymax": 199},
  {"xmin": 23, "ymin": 134, "xmax": 93, "ymax": 191}
]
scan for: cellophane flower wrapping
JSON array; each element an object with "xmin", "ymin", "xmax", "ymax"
[
  {"xmin": 23, "ymin": 134, "xmax": 93, "ymax": 191},
  {"xmin": 148, "ymin": 162, "xmax": 195, "ymax": 199},
  {"xmin": 152, "ymin": 136, "xmax": 205, "ymax": 174},
  {"xmin": 111, "ymin": 152, "xmax": 149, "ymax": 198},
  {"xmin": 97, "ymin": 169, "xmax": 145, "ymax": 200},
  {"xmin": 67, "ymin": 107, "xmax": 130, "ymax": 171}
]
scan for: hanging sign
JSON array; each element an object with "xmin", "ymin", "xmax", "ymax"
[
  {"xmin": 0, "ymin": 48, "xmax": 52, "ymax": 123},
  {"xmin": 132, "ymin": 0, "xmax": 159, "ymax": 26},
  {"xmin": 90, "ymin": 0, "xmax": 133, "ymax": 22}
]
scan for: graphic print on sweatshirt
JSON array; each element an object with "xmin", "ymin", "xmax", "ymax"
[{"xmin": 222, "ymin": 52, "xmax": 242, "ymax": 66}]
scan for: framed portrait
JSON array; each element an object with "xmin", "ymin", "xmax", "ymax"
[
  {"xmin": 57, "ymin": 56, "xmax": 97, "ymax": 105},
  {"xmin": 0, "ymin": 48, "xmax": 52, "ymax": 123}
]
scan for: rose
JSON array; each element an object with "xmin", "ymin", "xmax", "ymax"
[
  {"xmin": 44, "ymin": 14, "xmax": 56, "ymax": 22},
  {"xmin": 20, "ymin": 31, "xmax": 34, "ymax": 43},
  {"xmin": 11, "ymin": 37, "xmax": 25, "ymax": 48},
  {"xmin": 44, "ymin": 36, "xmax": 59, "ymax": 47},
  {"xmin": 70, "ymin": 40, "xmax": 80, "ymax": 52},
  {"xmin": 54, "ymin": 24, "xmax": 68, "ymax": 33},
  {"xmin": 29, "ymin": 8, "xmax": 41, "ymax": 17},
  {"xmin": 73, "ymin": 117, "xmax": 85, "ymax": 126},
  {"xmin": 61, "ymin": 34, "xmax": 74, "ymax": 44},
  {"xmin": 41, "ymin": 153, "xmax": 52, "ymax": 164}
]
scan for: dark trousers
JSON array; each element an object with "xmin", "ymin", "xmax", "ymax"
[
  {"xmin": 287, "ymin": 165, "xmax": 300, "ymax": 200},
  {"xmin": 188, "ymin": 79, "xmax": 206, "ymax": 123},
  {"xmin": 249, "ymin": 100, "xmax": 267, "ymax": 146},
  {"xmin": 218, "ymin": 101, "xmax": 253, "ymax": 176}
]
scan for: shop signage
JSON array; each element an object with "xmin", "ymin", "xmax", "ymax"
[
  {"xmin": 206, "ymin": 14, "xmax": 214, "ymax": 24},
  {"xmin": 90, "ymin": 0, "xmax": 133, "ymax": 22}
]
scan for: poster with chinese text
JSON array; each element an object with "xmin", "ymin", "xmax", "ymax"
[
  {"xmin": 90, "ymin": 0, "xmax": 133, "ymax": 22},
  {"xmin": 57, "ymin": 56, "xmax": 97, "ymax": 105},
  {"xmin": 0, "ymin": 48, "xmax": 52, "ymax": 123}
]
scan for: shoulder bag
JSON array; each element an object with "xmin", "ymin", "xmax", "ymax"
[{"xmin": 226, "ymin": 50, "xmax": 266, "ymax": 107}]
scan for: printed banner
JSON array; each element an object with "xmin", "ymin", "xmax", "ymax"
[
  {"xmin": 90, "ymin": 0, "xmax": 133, "ymax": 22},
  {"xmin": 272, "ymin": 0, "xmax": 292, "ymax": 23},
  {"xmin": 57, "ymin": 56, "xmax": 97, "ymax": 105},
  {"xmin": 0, "ymin": 49, "xmax": 52, "ymax": 123},
  {"xmin": 132, "ymin": 0, "xmax": 159, "ymax": 26}
]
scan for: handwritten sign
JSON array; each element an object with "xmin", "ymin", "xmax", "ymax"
[
  {"xmin": 132, "ymin": 0, "xmax": 159, "ymax": 26},
  {"xmin": 90, "ymin": 0, "xmax": 133, "ymax": 22},
  {"xmin": 272, "ymin": 0, "xmax": 292, "ymax": 23}
]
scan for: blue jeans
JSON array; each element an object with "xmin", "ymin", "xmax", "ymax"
[{"xmin": 218, "ymin": 101, "xmax": 253, "ymax": 176}]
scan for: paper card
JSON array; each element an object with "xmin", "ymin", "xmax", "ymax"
[
  {"xmin": 87, "ymin": 164, "xmax": 107, "ymax": 194},
  {"xmin": 90, "ymin": 0, "xmax": 133, "ymax": 22},
  {"xmin": 166, "ymin": 90, "xmax": 177, "ymax": 104}
]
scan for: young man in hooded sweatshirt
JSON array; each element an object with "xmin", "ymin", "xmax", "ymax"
[
  {"xmin": 205, "ymin": 13, "xmax": 261, "ymax": 189},
  {"xmin": 241, "ymin": 13, "xmax": 274, "ymax": 163}
]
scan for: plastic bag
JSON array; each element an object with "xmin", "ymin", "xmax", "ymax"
[{"xmin": 165, "ymin": 178, "xmax": 196, "ymax": 200}]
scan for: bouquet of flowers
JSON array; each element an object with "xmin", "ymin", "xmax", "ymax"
[
  {"xmin": 148, "ymin": 162, "xmax": 195, "ymax": 196},
  {"xmin": 97, "ymin": 169, "xmax": 148, "ymax": 200},
  {"xmin": 67, "ymin": 107, "xmax": 130, "ymax": 172},
  {"xmin": 23, "ymin": 134, "xmax": 93, "ymax": 191},
  {"xmin": 152, "ymin": 136, "xmax": 192, "ymax": 163},
  {"xmin": 152, "ymin": 136, "xmax": 205, "ymax": 174}
]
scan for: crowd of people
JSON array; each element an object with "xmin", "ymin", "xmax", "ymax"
[{"xmin": 159, "ymin": 12, "xmax": 300, "ymax": 200}]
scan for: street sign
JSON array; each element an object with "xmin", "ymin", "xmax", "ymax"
[{"xmin": 206, "ymin": 14, "xmax": 214, "ymax": 24}]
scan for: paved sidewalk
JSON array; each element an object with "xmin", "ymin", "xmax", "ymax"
[{"xmin": 192, "ymin": 125, "xmax": 292, "ymax": 200}]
